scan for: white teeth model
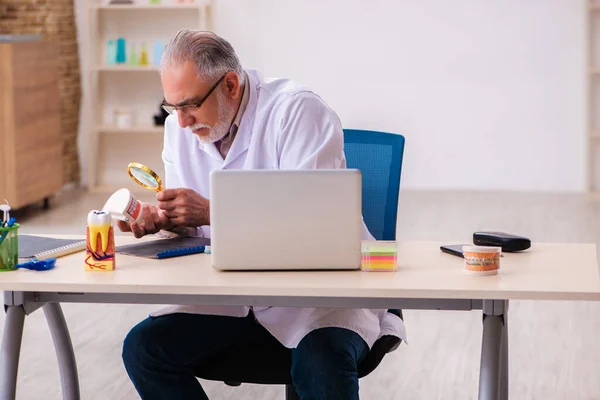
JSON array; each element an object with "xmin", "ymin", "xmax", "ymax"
[
  {"xmin": 87, "ymin": 210, "xmax": 112, "ymax": 253},
  {"xmin": 88, "ymin": 210, "xmax": 111, "ymax": 226}
]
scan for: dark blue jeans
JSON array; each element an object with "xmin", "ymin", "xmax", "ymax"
[{"xmin": 122, "ymin": 312, "xmax": 369, "ymax": 400}]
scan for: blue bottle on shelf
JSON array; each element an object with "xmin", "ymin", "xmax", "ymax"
[
  {"xmin": 152, "ymin": 41, "xmax": 164, "ymax": 67},
  {"xmin": 116, "ymin": 38, "xmax": 126, "ymax": 64}
]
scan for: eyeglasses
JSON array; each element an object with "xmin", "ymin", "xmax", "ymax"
[{"xmin": 161, "ymin": 72, "xmax": 229, "ymax": 115}]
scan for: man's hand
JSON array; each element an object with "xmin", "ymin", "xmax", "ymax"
[
  {"xmin": 116, "ymin": 202, "xmax": 173, "ymax": 238},
  {"xmin": 157, "ymin": 188, "xmax": 210, "ymax": 227}
]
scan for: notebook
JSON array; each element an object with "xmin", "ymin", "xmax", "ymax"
[
  {"xmin": 18, "ymin": 234, "xmax": 87, "ymax": 260},
  {"xmin": 115, "ymin": 236, "xmax": 211, "ymax": 259}
]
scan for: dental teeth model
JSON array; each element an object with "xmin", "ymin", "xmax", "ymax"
[{"xmin": 85, "ymin": 210, "xmax": 116, "ymax": 271}]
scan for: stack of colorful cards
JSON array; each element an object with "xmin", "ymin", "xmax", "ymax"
[{"xmin": 361, "ymin": 241, "xmax": 398, "ymax": 272}]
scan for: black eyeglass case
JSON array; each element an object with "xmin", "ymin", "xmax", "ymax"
[{"xmin": 472, "ymin": 232, "xmax": 531, "ymax": 252}]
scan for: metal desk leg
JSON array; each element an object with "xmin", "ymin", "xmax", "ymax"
[
  {"xmin": 478, "ymin": 300, "xmax": 508, "ymax": 400},
  {"xmin": 499, "ymin": 315, "xmax": 508, "ymax": 400},
  {"xmin": 43, "ymin": 303, "xmax": 80, "ymax": 400},
  {"xmin": 0, "ymin": 305, "xmax": 26, "ymax": 400}
]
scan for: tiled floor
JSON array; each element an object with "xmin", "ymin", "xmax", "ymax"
[{"xmin": 1, "ymin": 188, "xmax": 599, "ymax": 399}]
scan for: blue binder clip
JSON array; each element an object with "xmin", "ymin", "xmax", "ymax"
[{"xmin": 16, "ymin": 258, "xmax": 56, "ymax": 271}]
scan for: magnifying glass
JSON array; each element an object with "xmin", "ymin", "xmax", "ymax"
[{"xmin": 126, "ymin": 162, "xmax": 163, "ymax": 192}]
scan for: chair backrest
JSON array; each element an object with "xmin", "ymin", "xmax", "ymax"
[{"xmin": 343, "ymin": 129, "xmax": 405, "ymax": 241}]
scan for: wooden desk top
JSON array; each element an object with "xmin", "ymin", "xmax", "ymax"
[{"xmin": 0, "ymin": 236, "xmax": 599, "ymax": 301}]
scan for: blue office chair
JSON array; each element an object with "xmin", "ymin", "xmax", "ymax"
[
  {"xmin": 194, "ymin": 129, "xmax": 406, "ymax": 399},
  {"xmin": 343, "ymin": 129, "xmax": 405, "ymax": 241}
]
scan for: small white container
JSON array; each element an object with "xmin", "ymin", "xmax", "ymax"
[{"xmin": 102, "ymin": 188, "xmax": 144, "ymax": 223}]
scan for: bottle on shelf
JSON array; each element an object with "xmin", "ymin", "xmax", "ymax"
[
  {"xmin": 129, "ymin": 43, "xmax": 138, "ymax": 66},
  {"xmin": 106, "ymin": 40, "xmax": 116, "ymax": 65},
  {"xmin": 140, "ymin": 42, "xmax": 149, "ymax": 66},
  {"xmin": 116, "ymin": 38, "xmax": 127, "ymax": 64},
  {"xmin": 153, "ymin": 40, "xmax": 164, "ymax": 67}
]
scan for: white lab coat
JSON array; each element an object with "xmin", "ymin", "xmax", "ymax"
[{"xmin": 151, "ymin": 69, "xmax": 407, "ymax": 349}]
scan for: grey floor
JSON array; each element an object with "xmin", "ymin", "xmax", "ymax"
[{"xmin": 1, "ymin": 189, "xmax": 599, "ymax": 400}]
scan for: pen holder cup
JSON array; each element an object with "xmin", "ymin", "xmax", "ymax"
[
  {"xmin": 0, "ymin": 223, "xmax": 19, "ymax": 271},
  {"xmin": 361, "ymin": 241, "xmax": 398, "ymax": 272}
]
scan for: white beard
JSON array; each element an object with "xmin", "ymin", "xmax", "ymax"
[{"xmin": 189, "ymin": 91, "xmax": 235, "ymax": 145}]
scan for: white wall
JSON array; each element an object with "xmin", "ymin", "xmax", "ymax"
[{"xmin": 75, "ymin": 0, "xmax": 587, "ymax": 192}]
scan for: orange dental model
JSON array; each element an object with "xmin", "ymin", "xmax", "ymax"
[
  {"xmin": 85, "ymin": 210, "xmax": 116, "ymax": 271},
  {"xmin": 462, "ymin": 245, "xmax": 501, "ymax": 275}
]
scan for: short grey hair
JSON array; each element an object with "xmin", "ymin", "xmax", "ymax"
[{"xmin": 161, "ymin": 29, "xmax": 245, "ymax": 85}]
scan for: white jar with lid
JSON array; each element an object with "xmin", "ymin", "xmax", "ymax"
[{"xmin": 102, "ymin": 188, "xmax": 144, "ymax": 223}]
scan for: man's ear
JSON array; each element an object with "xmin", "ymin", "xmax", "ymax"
[{"xmin": 224, "ymin": 72, "xmax": 241, "ymax": 99}]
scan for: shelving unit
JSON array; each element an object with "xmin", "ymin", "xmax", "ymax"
[
  {"xmin": 93, "ymin": 4, "xmax": 203, "ymax": 10},
  {"xmin": 97, "ymin": 125, "xmax": 164, "ymax": 134},
  {"xmin": 85, "ymin": 0, "xmax": 211, "ymax": 193},
  {"xmin": 588, "ymin": 1, "xmax": 600, "ymax": 195},
  {"xmin": 92, "ymin": 66, "xmax": 160, "ymax": 72}
]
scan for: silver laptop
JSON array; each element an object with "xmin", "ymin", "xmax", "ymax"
[{"xmin": 209, "ymin": 169, "xmax": 363, "ymax": 270}]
